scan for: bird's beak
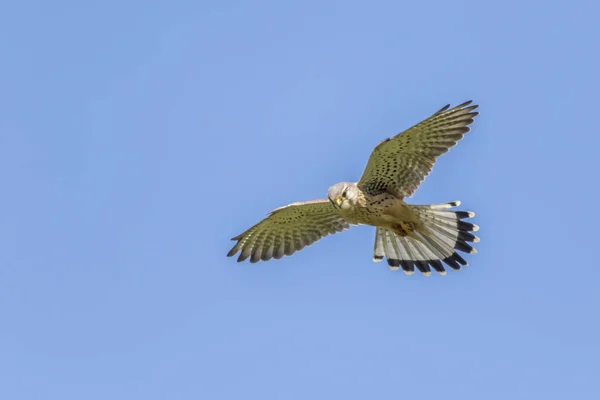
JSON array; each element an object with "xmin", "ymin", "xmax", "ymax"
[{"xmin": 329, "ymin": 197, "xmax": 342, "ymax": 208}]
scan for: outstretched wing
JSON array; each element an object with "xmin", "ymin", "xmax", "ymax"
[
  {"xmin": 227, "ymin": 199, "xmax": 350, "ymax": 263},
  {"xmin": 358, "ymin": 101, "xmax": 479, "ymax": 198}
]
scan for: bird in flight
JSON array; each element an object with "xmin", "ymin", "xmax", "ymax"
[{"xmin": 227, "ymin": 101, "xmax": 480, "ymax": 275}]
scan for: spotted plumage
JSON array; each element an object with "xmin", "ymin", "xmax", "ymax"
[{"xmin": 228, "ymin": 101, "xmax": 480, "ymax": 275}]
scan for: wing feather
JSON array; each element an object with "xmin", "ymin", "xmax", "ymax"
[
  {"xmin": 358, "ymin": 101, "xmax": 479, "ymax": 197},
  {"xmin": 227, "ymin": 199, "xmax": 350, "ymax": 262}
]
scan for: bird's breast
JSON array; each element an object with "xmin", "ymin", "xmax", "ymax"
[{"xmin": 341, "ymin": 194, "xmax": 414, "ymax": 227}]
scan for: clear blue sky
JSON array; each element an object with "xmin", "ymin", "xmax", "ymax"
[{"xmin": 1, "ymin": 1, "xmax": 599, "ymax": 399}]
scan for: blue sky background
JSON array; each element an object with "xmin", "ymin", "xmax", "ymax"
[{"xmin": 1, "ymin": 1, "xmax": 599, "ymax": 399}]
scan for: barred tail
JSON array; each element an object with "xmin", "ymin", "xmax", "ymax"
[{"xmin": 372, "ymin": 201, "xmax": 479, "ymax": 275}]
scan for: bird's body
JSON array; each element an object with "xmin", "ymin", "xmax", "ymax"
[
  {"xmin": 334, "ymin": 185, "xmax": 417, "ymax": 231},
  {"xmin": 227, "ymin": 101, "xmax": 480, "ymax": 275}
]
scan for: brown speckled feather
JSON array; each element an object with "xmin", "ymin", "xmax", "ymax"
[
  {"xmin": 227, "ymin": 199, "xmax": 350, "ymax": 263},
  {"xmin": 358, "ymin": 101, "xmax": 479, "ymax": 198}
]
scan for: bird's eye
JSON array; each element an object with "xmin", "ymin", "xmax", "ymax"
[{"xmin": 341, "ymin": 189, "xmax": 347, "ymax": 198}]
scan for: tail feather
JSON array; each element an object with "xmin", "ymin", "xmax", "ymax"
[
  {"xmin": 397, "ymin": 236, "xmax": 416, "ymax": 275},
  {"xmin": 373, "ymin": 229, "xmax": 385, "ymax": 262},
  {"xmin": 405, "ymin": 238, "xmax": 431, "ymax": 276},
  {"xmin": 373, "ymin": 201, "xmax": 479, "ymax": 275}
]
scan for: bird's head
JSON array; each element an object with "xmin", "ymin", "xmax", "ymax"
[{"xmin": 328, "ymin": 182, "xmax": 358, "ymax": 210}]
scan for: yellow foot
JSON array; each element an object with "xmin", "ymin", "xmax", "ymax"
[{"xmin": 393, "ymin": 221, "xmax": 416, "ymax": 237}]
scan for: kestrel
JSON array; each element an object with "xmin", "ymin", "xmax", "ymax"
[{"xmin": 227, "ymin": 101, "xmax": 480, "ymax": 275}]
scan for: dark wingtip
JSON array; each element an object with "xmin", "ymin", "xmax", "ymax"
[
  {"xmin": 226, "ymin": 247, "xmax": 238, "ymax": 257},
  {"xmin": 439, "ymin": 100, "xmax": 480, "ymax": 115},
  {"xmin": 457, "ymin": 101, "xmax": 480, "ymax": 115},
  {"xmin": 436, "ymin": 104, "xmax": 451, "ymax": 114}
]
